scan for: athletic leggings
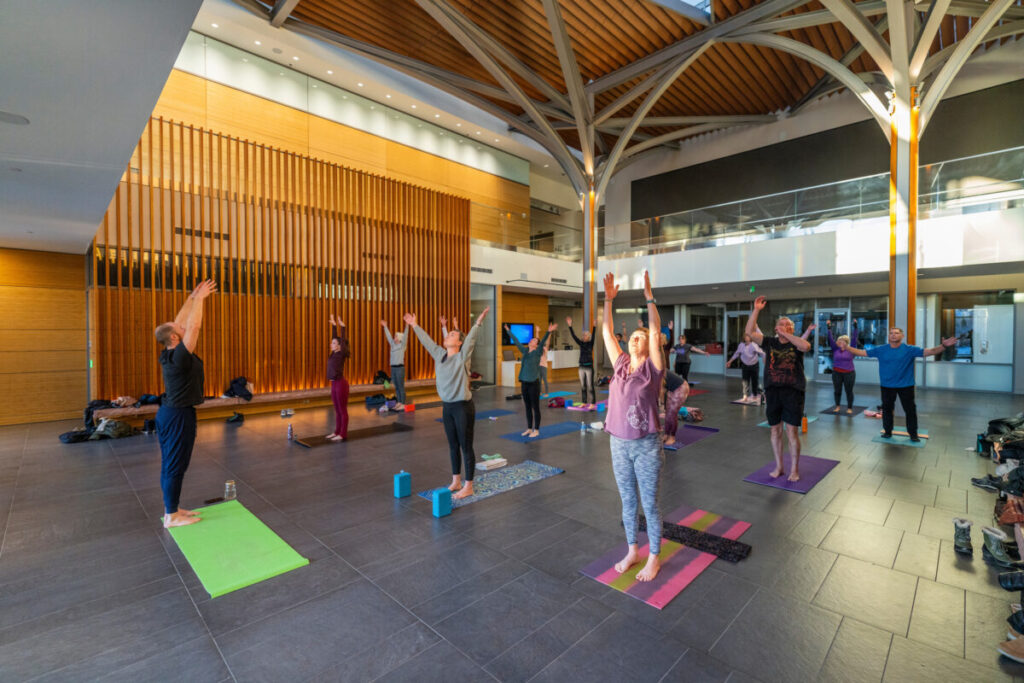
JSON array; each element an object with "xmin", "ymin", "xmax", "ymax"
[
  {"xmin": 610, "ymin": 433, "xmax": 663, "ymax": 555},
  {"xmin": 521, "ymin": 380, "xmax": 542, "ymax": 429},
  {"xmin": 741, "ymin": 361, "xmax": 760, "ymax": 396},
  {"xmin": 578, "ymin": 366, "xmax": 596, "ymax": 404},
  {"xmin": 663, "ymin": 383, "xmax": 689, "ymax": 437},
  {"xmin": 675, "ymin": 360, "xmax": 691, "ymax": 381},
  {"xmin": 331, "ymin": 377, "xmax": 349, "ymax": 438},
  {"xmin": 832, "ymin": 370, "xmax": 855, "ymax": 409},
  {"xmin": 442, "ymin": 400, "xmax": 476, "ymax": 481},
  {"xmin": 157, "ymin": 404, "xmax": 197, "ymax": 515},
  {"xmin": 390, "ymin": 365, "xmax": 406, "ymax": 404}
]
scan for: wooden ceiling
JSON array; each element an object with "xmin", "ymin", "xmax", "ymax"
[{"xmin": 278, "ymin": 0, "xmax": 1016, "ymax": 158}]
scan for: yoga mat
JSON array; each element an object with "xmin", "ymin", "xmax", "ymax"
[
  {"xmin": 688, "ymin": 388, "xmax": 709, "ymax": 397},
  {"xmin": 567, "ymin": 401, "xmax": 607, "ymax": 412},
  {"xmin": 872, "ymin": 433, "xmax": 927, "ymax": 448},
  {"xmin": 743, "ymin": 454, "xmax": 839, "ymax": 494},
  {"xmin": 882, "ymin": 427, "xmax": 929, "ymax": 439},
  {"xmin": 544, "ymin": 391, "xmax": 575, "ymax": 398},
  {"xmin": 580, "ymin": 504, "xmax": 750, "ymax": 610},
  {"xmin": 295, "ymin": 422, "xmax": 412, "ymax": 448},
  {"xmin": 415, "ymin": 460, "xmax": 563, "ymax": 509},
  {"xmin": 500, "ymin": 420, "xmax": 582, "ymax": 443},
  {"xmin": 757, "ymin": 416, "xmax": 818, "ymax": 427},
  {"xmin": 167, "ymin": 500, "xmax": 309, "ymax": 598},
  {"xmin": 435, "ymin": 408, "xmax": 514, "ymax": 423},
  {"xmin": 638, "ymin": 517, "xmax": 751, "ymax": 563},
  {"xmin": 819, "ymin": 406, "xmax": 867, "ymax": 416},
  {"xmin": 663, "ymin": 424, "xmax": 719, "ymax": 450}
]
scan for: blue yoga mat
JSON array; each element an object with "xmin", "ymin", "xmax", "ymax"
[
  {"xmin": 435, "ymin": 408, "xmax": 515, "ymax": 423},
  {"xmin": 500, "ymin": 420, "xmax": 582, "ymax": 443},
  {"xmin": 872, "ymin": 428, "xmax": 928, "ymax": 448},
  {"xmin": 416, "ymin": 460, "xmax": 564, "ymax": 508},
  {"xmin": 543, "ymin": 391, "xmax": 575, "ymax": 398}
]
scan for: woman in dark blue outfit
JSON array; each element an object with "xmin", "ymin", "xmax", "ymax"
[{"xmin": 152, "ymin": 279, "xmax": 216, "ymax": 528}]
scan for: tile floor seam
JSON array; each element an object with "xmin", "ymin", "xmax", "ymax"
[
  {"xmin": 878, "ymin": 630, "xmax": 896, "ymax": 682},
  {"xmin": 522, "ymin": 612, "xmax": 616, "ymax": 683},
  {"xmin": 0, "ymin": 433, "xmax": 27, "ymax": 561},
  {"xmin": 479, "ymin": 595, "xmax": 592, "ymax": 670},
  {"xmin": 812, "ymin": 615, "xmax": 849, "ymax": 681},
  {"xmin": 655, "ymin": 649, "xmax": 689, "ymax": 683},
  {"xmin": 807, "ymin": 553, "xmax": 839, "ymax": 606},
  {"xmin": 410, "ymin": 557, "xmax": 536, "ymax": 619},
  {"xmin": 707, "ymin": 585, "xmax": 761, "ymax": 655}
]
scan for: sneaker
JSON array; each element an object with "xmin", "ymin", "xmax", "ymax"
[
  {"xmin": 972, "ymin": 477, "xmax": 999, "ymax": 492},
  {"xmin": 998, "ymin": 637, "xmax": 1024, "ymax": 663}
]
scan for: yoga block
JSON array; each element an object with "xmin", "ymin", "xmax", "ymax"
[
  {"xmin": 431, "ymin": 488, "xmax": 452, "ymax": 517},
  {"xmin": 404, "ymin": 404, "xmax": 415, "ymax": 412},
  {"xmin": 565, "ymin": 399, "xmax": 573, "ymax": 406},
  {"xmin": 393, "ymin": 470, "xmax": 411, "ymax": 498}
]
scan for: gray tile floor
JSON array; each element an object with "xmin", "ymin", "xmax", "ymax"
[{"xmin": 1, "ymin": 375, "xmax": 1023, "ymax": 682}]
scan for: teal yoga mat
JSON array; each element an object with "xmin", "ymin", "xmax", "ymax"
[{"xmin": 167, "ymin": 500, "xmax": 309, "ymax": 598}]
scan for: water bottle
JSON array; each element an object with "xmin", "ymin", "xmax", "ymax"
[
  {"xmin": 224, "ymin": 480, "xmax": 236, "ymax": 500},
  {"xmin": 580, "ymin": 421, "xmax": 587, "ymax": 433},
  {"xmin": 287, "ymin": 423, "xmax": 294, "ymax": 440},
  {"xmin": 801, "ymin": 415, "xmax": 808, "ymax": 434}
]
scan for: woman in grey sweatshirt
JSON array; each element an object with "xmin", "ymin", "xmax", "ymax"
[
  {"xmin": 380, "ymin": 320, "xmax": 410, "ymax": 407},
  {"xmin": 404, "ymin": 306, "xmax": 490, "ymax": 500}
]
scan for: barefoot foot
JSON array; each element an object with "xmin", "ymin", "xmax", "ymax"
[
  {"xmin": 664, "ymin": 436, "xmax": 676, "ymax": 446},
  {"xmin": 163, "ymin": 512, "xmax": 201, "ymax": 528},
  {"xmin": 769, "ymin": 467, "xmax": 785, "ymax": 478},
  {"xmin": 530, "ymin": 429, "xmax": 540, "ymax": 438},
  {"xmin": 452, "ymin": 483, "xmax": 474, "ymax": 500},
  {"xmin": 636, "ymin": 553, "xmax": 661, "ymax": 582},
  {"xmin": 614, "ymin": 548, "xmax": 640, "ymax": 574},
  {"xmin": 178, "ymin": 508, "xmax": 201, "ymax": 517},
  {"xmin": 447, "ymin": 477, "xmax": 462, "ymax": 492},
  {"xmin": 787, "ymin": 470, "xmax": 801, "ymax": 482},
  {"xmin": 521, "ymin": 429, "xmax": 531, "ymax": 437}
]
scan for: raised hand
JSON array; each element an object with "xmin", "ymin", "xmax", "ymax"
[
  {"xmin": 547, "ymin": 322, "xmax": 558, "ymax": 332},
  {"xmin": 403, "ymin": 312, "xmax": 417, "ymax": 326},
  {"xmin": 329, "ymin": 313, "xmax": 336, "ymax": 326},
  {"xmin": 192, "ymin": 279, "xmax": 217, "ymax": 299},
  {"xmin": 603, "ymin": 272, "xmax": 619, "ymax": 301},
  {"xmin": 336, "ymin": 314, "xmax": 345, "ymax": 327},
  {"xmin": 453, "ymin": 317, "xmax": 460, "ymax": 331},
  {"xmin": 565, "ymin": 316, "xmax": 572, "ymax": 327},
  {"xmin": 475, "ymin": 306, "xmax": 490, "ymax": 327},
  {"xmin": 503, "ymin": 323, "xmax": 510, "ymax": 331},
  {"xmin": 941, "ymin": 336, "xmax": 958, "ymax": 347},
  {"xmin": 754, "ymin": 296, "xmax": 767, "ymax": 311},
  {"xmin": 826, "ymin": 320, "xmax": 832, "ymax": 328},
  {"xmin": 379, "ymin": 320, "xmax": 387, "ymax": 327},
  {"xmin": 642, "ymin": 270, "xmax": 654, "ymax": 301},
  {"xmin": 439, "ymin": 315, "xmax": 447, "ymax": 327}
]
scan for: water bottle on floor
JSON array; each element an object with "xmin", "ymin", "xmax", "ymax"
[
  {"xmin": 287, "ymin": 423, "xmax": 294, "ymax": 440},
  {"xmin": 580, "ymin": 421, "xmax": 587, "ymax": 433},
  {"xmin": 224, "ymin": 480, "xmax": 236, "ymax": 500}
]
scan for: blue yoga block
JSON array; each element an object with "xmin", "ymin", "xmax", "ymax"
[
  {"xmin": 393, "ymin": 471, "xmax": 411, "ymax": 498},
  {"xmin": 431, "ymin": 488, "xmax": 452, "ymax": 517},
  {"xmin": 565, "ymin": 399, "xmax": 573, "ymax": 406}
]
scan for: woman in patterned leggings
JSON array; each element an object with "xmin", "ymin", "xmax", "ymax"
[{"xmin": 601, "ymin": 270, "xmax": 666, "ymax": 583}]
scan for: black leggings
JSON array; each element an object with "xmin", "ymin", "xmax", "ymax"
[
  {"xmin": 832, "ymin": 370, "xmax": 856, "ymax": 408},
  {"xmin": 675, "ymin": 361, "xmax": 691, "ymax": 381},
  {"xmin": 741, "ymin": 361, "xmax": 760, "ymax": 396},
  {"xmin": 521, "ymin": 380, "xmax": 542, "ymax": 429},
  {"xmin": 442, "ymin": 400, "xmax": 476, "ymax": 481}
]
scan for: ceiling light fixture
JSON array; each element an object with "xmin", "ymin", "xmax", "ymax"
[
  {"xmin": 327, "ymin": 70, "xmax": 333, "ymax": 75},
  {"xmin": 292, "ymin": 56, "xmax": 299, "ymax": 61},
  {"xmin": 254, "ymin": 40, "xmax": 261, "ymax": 45},
  {"xmin": 410, "ymin": 104, "xmax": 416, "ymax": 109},
  {"xmin": 385, "ymin": 94, "xmax": 391, "ymax": 98},
  {"xmin": 456, "ymin": 123, "xmax": 461, "ymax": 127},
  {"xmin": 211, "ymin": 23, "xmax": 219, "ymax": 28},
  {"xmin": 357, "ymin": 82, "xmax": 363, "ymax": 87},
  {"xmin": 434, "ymin": 114, "xmax": 440, "ymax": 118}
]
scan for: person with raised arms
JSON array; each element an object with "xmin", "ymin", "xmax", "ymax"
[
  {"xmin": 380, "ymin": 319, "xmax": 410, "ymax": 409},
  {"xmin": 602, "ymin": 271, "xmax": 666, "ymax": 582},
  {"xmin": 405, "ymin": 307, "xmax": 490, "ymax": 499},
  {"xmin": 746, "ymin": 296, "xmax": 812, "ymax": 482},
  {"xmin": 505, "ymin": 321, "xmax": 556, "ymax": 438},
  {"xmin": 566, "ymin": 316, "xmax": 597, "ymax": 408},
  {"xmin": 847, "ymin": 327, "xmax": 956, "ymax": 441},
  {"xmin": 726, "ymin": 333, "xmax": 766, "ymax": 404}
]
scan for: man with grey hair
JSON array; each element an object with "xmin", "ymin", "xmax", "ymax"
[
  {"xmin": 380, "ymin": 319, "xmax": 409, "ymax": 408},
  {"xmin": 746, "ymin": 296, "xmax": 811, "ymax": 482}
]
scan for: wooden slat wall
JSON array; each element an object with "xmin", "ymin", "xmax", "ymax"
[
  {"xmin": 153, "ymin": 70, "xmax": 529, "ymax": 247},
  {"xmin": 0, "ymin": 248, "xmax": 87, "ymax": 425},
  {"xmin": 89, "ymin": 117, "xmax": 469, "ymax": 400}
]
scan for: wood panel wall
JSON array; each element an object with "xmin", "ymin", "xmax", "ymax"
[
  {"xmin": 154, "ymin": 70, "xmax": 529, "ymax": 246},
  {"xmin": 0, "ymin": 249, "xmax": 87, "ymax": 425},
  {"xmin": 90, "ymin": 116, "xmax": 469, "ymax": 400}
]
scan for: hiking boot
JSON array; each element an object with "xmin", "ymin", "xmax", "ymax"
[
  {"xmin": 953, "ymin": 518, "xmax": 973, "ymax": 556},
  {"xmin": 984, "ymin": 526, "xmax": 1024, "ymax": 569}
]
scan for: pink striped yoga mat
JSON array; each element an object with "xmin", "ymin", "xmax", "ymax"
[{"xmin": 579, "ymin": 505, "xmax": 750, "ymax": 610}]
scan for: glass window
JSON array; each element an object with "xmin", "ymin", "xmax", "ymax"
[
  {"xmin": 938, "ymin": 291, "xmax": 1015, "ymax": 363},
  {"xmin": 852, "ymin": 296, "xmax": 888, "ymax": 349}
]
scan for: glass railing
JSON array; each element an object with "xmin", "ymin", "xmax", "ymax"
[{"xmin": 601, "ymin": 145, "xmax": 1024, "ymax": 257}]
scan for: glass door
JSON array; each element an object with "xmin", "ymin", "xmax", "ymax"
[
  {"xmin": 724, "ymin": 311, "xmax": 747, "ymax": 377},
  {"xmin": 815, "ymin": 309, "xmax": 849, "ymax": 379}
]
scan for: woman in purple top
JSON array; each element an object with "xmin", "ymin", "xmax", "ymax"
[
  {"xmin": 601, "ymin": 270, "xmax": 666, "ymax": 583},
  {"xmin": 726, "ymin": 334, "xmax": 765, "ymax": 403},
  {"xmin": 327, "ymin": 313, "xmax": 350, "ymax": 441},
  {"xmin": 826, "ymin": 320, "xmax": 857, "ymax": 414}
]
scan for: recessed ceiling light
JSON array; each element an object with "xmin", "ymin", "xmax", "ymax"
[
  {"xmin": 342, "ymin": 95, "xmax": 347, "ymax": 99},
  {"xmin": 254, "ymin": 40, "xmax": 261, "ymax": 45},
  {"xmin": 494, "ymin": 138, "xmax": 499, "ymax": 142},
  {"xmin": 326, "ymin": 70, "xmax": 333, "ymax": 75},
  {"xmin": 242, "ymin": 58, "xmax": 248, "ymax": 62},
  {"xmin": 475, "ymin": 131, "xmax": 481, "ymax": 135},
  {"xmin": 211, "ymin": 23, "xmax": 219, "ymax": 28},
  {"xmin": 456, "ymin": 123, "xmax": 461, "ymax": 127},
  {"xmin": 385, "ymin": 94, "xmax": 391, "ymax": 98},
  {"xmin": 292, "ymin": 56, "xmax": 299, "ymax": 61},
  {"xmin": 279, "ymin": 72, "xmax": 284, "ymax": 76},
  {"xmin": 312, "ymin": 84, "xmax": 317, "ymax": 88},
  {"xmin": 439, "ymin": 132, "xmax": 445, "ymax": 136},
  {"xmin": 543, "ymin": 164, "xmax": 549, "ymax": 167},
  {"xmin": 369, "ymin": 106, "xmax": 375, "ymax": 109},
  {"xmin": 410, "ymin": 104, "xmax": 416, "ymax": 109},
  {"xmin": 434, "ymin": 114, "xmax": 440, "ymax": 118},
  {"xmin": 357, "ymin": 82, "xmax": 363, "ymax": 87}
]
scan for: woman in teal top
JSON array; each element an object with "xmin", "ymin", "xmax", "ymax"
[{"xmin": 505, "ymin": 322, "xmax": 557, "ymax": 438}]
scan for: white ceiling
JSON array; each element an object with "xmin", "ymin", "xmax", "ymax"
[{"xmin": 0, "ymin": 0, "xmax": 205, "ymax": 254}]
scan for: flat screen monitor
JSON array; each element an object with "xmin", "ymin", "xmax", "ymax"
[{"xmin": 502, "ymin": 323, "xmax": 535, "ymax": 345}]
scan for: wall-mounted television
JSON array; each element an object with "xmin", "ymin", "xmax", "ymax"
[{"xmin": 502, "ymin": 323, "xmax": 536, "ymax": 346}]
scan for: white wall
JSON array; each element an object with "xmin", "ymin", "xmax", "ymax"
[{"xmin": 469, "ymin": 243, "xmax": 582, "ymax": 293}]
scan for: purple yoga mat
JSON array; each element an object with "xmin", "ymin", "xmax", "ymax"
[
  {"xmin": 664, "ymin": 424, "xmax": 719, "ymax": 450},
  {"xmin": 742, "ymin": 455, "xmax": 839, "ymax": 493}
]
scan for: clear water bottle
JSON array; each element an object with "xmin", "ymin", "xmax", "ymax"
[
  {"xmin": 580, "ymin": 421, "xmax": 587, "ymax": 433},
  {"xmin": 287, "ymin": 423, "xmax": 294, "ymax": 440},
  {"xmin": 224, "ymin": 480, "xmax": 236, "ymax": 500}
]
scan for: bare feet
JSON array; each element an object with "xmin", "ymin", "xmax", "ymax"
[
  {"xmin": 521, "ymin": 429, "xmax": 531, "ymax": 437},
  {"xmin": 163, "ymin": 511, "xmax": 201, "ymax": 528},
  {"xmin": 769, "ymin": 467, "xmax": 785, "ymax": 478},
  {"xmin": 453, "ymin": 482, "xmax": 474, "ymax": 500},
  {"xmin": 831, "ymin": 406, "xmax": 840, "ymax": 413},
  {"xmin": 664, "ymin": 436, "xmax": 676, "ymax": 446},
  {"xmin": 530, "ymin": 429, "xmax": 540, "ymax": 438},
  {"xmin": 328, "ymin": 433, "xmax": 344, "ymax": 441},
  {"xmin": 787, "ymin": 470, "xmax": 801, "ymax": 482},
  {"xmin": 636, "ymin": 553, "xmax": 661, "ymax": 582},
  {"xmin": 846, "ymin": 408, "xmax": 853, "ymax": 415},
  {"xmin": 178, "ymin": 508, "xmax": 201, "ymax": 517},
  {"xmin": 614, "ymin": 547, "xmax": 640, "ymax": 574},
  {"xmin": 447, "ymin": 476, "xmax": 462, "ymax": 491}
]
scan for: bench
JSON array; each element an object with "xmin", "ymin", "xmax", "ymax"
[{"xmin": 92, "ymin": 379, "xmax": 439, "ymax": 426}]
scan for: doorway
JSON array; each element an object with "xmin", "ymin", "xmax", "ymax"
[
  {"xmin": 724, "ymin": 311, "xmax": 747, "ymax": 378},
  {"xmin": 815, "ymin": 308, "xmax": 850, "ymax": 380}
]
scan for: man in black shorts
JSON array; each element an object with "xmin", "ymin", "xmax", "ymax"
[{"xmin": 745, "ymin": 296, "xmax": 811, "ymax": 482}]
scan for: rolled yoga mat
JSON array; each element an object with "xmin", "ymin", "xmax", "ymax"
[
  {"xmin": 296, "ymin": 422, "xmax": 412, "ymax": 447},
  {"xmin": 638, "ymin": 516, "xmax": 751, "ymax": 563},
  {"xmin": 167, "ymin": 500, "xmax": 309, "ymax": 598}
]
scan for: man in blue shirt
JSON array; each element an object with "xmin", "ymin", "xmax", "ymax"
[{"xmin": 850, "ymin": 327, "xmax": 956, "ymax": 442}]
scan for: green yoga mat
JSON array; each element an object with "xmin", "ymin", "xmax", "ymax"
[{"xmin": 168, "ymin": 500, "xmax": 309, "ymax": 598}]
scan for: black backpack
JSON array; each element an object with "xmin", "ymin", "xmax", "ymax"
[
  {"xmin": 373, "ymin": 370, "xmax": 390, "ymax": 385},
  {"xmin": 365, "ymin": 393, "xmax": 386, "ymax": 407}
]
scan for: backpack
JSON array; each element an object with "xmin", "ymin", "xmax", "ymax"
[
  {"xmin": 373, "ymin": 370, "xmax": 390, "ymax": 385},
  {"xmin": 224, "ymin": 377, "xmax": 253, "ymax": 401},
  {"xmin": 988, "ymin": 417, "xmax": 1024, "ymax": 436},
  {"xmin": 365, "ymin": 393, "xmax": 386, "ymax": 407},
  {"xmin": 547, "ymin": 397, "xmax": 565, "ymax": 408},
  {"xmin": 59, "ymin": 429, "xmax": 93, "ymax": 444},
  {"xmin": 88, "ymin": 418, "xmax": 137, "ymax": 440}
]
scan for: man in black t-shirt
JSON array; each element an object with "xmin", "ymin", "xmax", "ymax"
[
  {"xmin": 746, "ymin": 296, "xmax": 811, "ymax": 482},
  {"xmin": 153, "ymin": 279, "xmax": 216, "ymax": 528}
]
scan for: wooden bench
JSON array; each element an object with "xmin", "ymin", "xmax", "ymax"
[{"xmin": 92, "ymin": 379, "xmax": 438, "ymax": 426}]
